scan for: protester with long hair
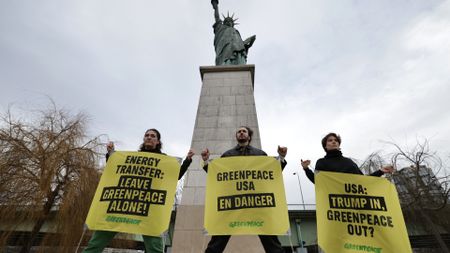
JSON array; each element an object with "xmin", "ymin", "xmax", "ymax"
[{"xmin": 83, "ymin": 128, "xmax": 194, "ymax": 253}]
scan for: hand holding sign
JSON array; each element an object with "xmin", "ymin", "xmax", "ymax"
[
  {"xmin": 380, "ymin": 165, "xmax": 394, "ymax": 174},
  {"xmin": 300, "ymin": 159, "xmax": 311, "ymax": 169},
  {"xmin": 187, "ymin": 149, "xmax": 195, "ymax": 160},
  {"xmin": 277, "ymin": 145, "xmax": 287, "ymax": 158},
  {"xmin": 107, "ymin": 141, "xmax": 115, "ymax": 152}
]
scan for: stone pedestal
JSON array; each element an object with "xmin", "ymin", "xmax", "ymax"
[{"xmin": 172, "ymin": 65, "xmax": 265, "ymax": 252}]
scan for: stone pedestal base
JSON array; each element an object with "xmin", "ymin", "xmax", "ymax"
[
  {"xmin": 172, "ymin": 65, "xmax": 264, "ymax": 252},
  {"xmin": 172, "ymin": 205, "xmax": 265, "ymax": 253}
]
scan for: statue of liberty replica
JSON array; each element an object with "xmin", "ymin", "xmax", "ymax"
[{"xmin": 211, "ymin": 0, "xmax": 256, "ymax": 65}]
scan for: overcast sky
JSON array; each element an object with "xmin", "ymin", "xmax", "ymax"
[{"xmin": 1, "ymin": 0, "xmax": 449, "ymax": 206}]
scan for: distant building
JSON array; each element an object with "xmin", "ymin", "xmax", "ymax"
[
  {"xmin": 389, "ymin": 165, "xmax": 450, "ymax": 252},
  {"xmin": 391, "ymin": 165, "xmax": 447, "ymax": 205}
]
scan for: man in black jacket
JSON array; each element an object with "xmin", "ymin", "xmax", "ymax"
[
  {"xmin": 301, "ymin": 132, "xmax": 393, "ymax": 183},
  {"xmin": 201, "ymin": 126, "xmax": 287, "ymax": 253}
]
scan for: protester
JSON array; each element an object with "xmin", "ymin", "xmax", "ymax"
[
  {"xmin": 201, "ymin": 126, "xmax": 287, "ymax": 253},
  {"xmin": 83, "ymin": 128, "xmax": 194, "ymax": 253},
  {"xmin": 301, "ymin": 132, "xmax": 394, "ymax": 183}
]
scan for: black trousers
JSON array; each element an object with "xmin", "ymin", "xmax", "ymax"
[{"xmin": 205, "ymin": 235, "xmax": 284, "ymax": 253}]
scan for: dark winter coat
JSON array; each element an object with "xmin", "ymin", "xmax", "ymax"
[{"xmin": 304, "ymin": 149, "xmax": 383, "ymax": 183}]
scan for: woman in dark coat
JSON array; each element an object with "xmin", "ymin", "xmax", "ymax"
[
  {"xmin": 83, "ymin": 128, "xmax": 194, "ymax": 253},
  {"xmin": 301, "ymin": 133, "xmax": 393, "ymax": 183}
]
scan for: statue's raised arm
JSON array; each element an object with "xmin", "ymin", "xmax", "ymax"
[
  {"xmin": 210, "ymin": 0, "xmax": 256, "ymax": 66},
  {"xmin": 211, "ymin": 0, "xmax": 221, "ymax": 23}
]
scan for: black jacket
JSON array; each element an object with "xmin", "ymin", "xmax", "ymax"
[
  {"xmin": 304, "ymin": 149, "xmax": 383, "ymax": 183},
  {"xmin": 203, "ymin": 144, "xmax": 287, "ymax": 172}
]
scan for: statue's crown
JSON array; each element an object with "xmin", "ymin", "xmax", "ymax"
[{"xmin": 222, "ymin": 11, "xmax": 239, "ymax": 25}]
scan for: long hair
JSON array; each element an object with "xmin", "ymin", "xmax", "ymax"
[{"xmin": 139, "ymin": 128, "xmax": 162, "ymax": 152}]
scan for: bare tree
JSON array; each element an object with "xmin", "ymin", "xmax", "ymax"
[
  {"xmin": 389, "ymin": 139, "xmax": 449, "ymax": 208},
  {"xmin": 359, "ymin": 151, "xmax": 385, "ymax": 175},
  {"xmin": 388, "ymin": 139, "xmax": 450, "ymax": 252},
  {"xmin": 0, "ymin": 103, "xmax": 103, "ymax": 253},
  {"xmin": 360, "ymin": 139, "xmax": 450, "ymax": 252}
]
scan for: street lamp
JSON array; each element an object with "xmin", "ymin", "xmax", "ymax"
[{"xmin": 293, "ymin": 172, "xmax": 306, "ymax": 210}]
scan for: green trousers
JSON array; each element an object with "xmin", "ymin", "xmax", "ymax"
[{"xmin": 82, "ymin": 230, "xmax": 164, "ymax": 253}]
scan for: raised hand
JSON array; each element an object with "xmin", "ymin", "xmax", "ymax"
[
  {"xmin": 300, "ymin": 159, "xmax": 311, "ymax": 169},
  {"xmin": 106, "ymin": 141, "xmax": 115, "ymax": 153},
  {"xmin": 277, "ymin": 145, "xmax": 288, "ymax": 158},
  {"xmin": 381, "ymin": 165, "xmax": 395, "ymax": 174},
  {"xmin": 187, "ymin": 149, "xmax": 195, "ymax": 160}
]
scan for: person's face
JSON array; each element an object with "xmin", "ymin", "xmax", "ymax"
[
  {"xmin": 325, "ymin": 136, "xmax": 340, "ymax": 151},
  {"xmin": 143, "ymin": 130, "xmax": 160, "ymax": 149},
  {"xmin": 236, "ymin": 127, "xmax": 250, "ymax": 144}
]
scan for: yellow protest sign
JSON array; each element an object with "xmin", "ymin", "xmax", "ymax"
[
  {"xmin": 204, "ymin": 156, "xmax": 289, "ymax": 235},
  {"xmin": 316, "ymin": 171, "xmax": 412, "ymax": 253},
  {"xmin": 85, "ymin": 151, "xmax": 180, "ymax": 236}
]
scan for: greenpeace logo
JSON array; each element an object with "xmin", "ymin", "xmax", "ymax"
[
  {"xmin": 229, "ymin": 221, "xmax": 264, "ymax": 228},
  {"xmin": 105, "ymin": 215, "xmax": 142, "ymax": 225},
  {"xmin": 344, "ymin": 243, "xmax": 382, "ymax": 253}
]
